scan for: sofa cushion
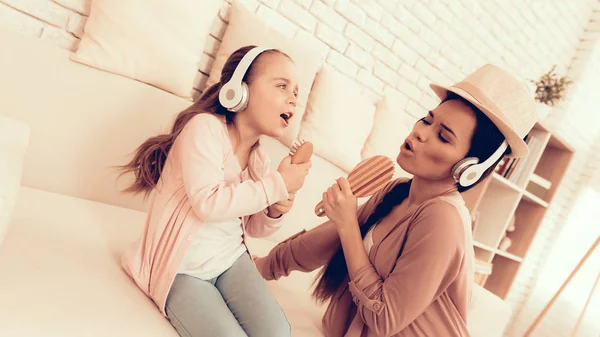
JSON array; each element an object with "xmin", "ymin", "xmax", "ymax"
[
  {"xmin": 361, "ymin": 93, "xmax": 416, "ymax": 161},
  {"xmin": 207, "ymin": 0, "xmax": 325, "ymax": 148},
  {"xmin": 71, "ymin": 0, "xmax": 222, "ymax": 99},
  {"xmin": 298, "ymin": 66, "xmax": 376, "ymax": 172},
  {"xmin": 0, "ymin": 27, "xmax": 191, "ymax": 212},
  {"xmin": 0, "ymin": 116, "xmax": 30, "ymax": 249}
]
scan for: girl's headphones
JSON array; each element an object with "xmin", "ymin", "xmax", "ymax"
[
  {"xmin": 451, "ymin": 141, "xmax": 508, "ymax": 187},
  {"xmin": 219, "ymin": 46, "xmax": 271, "ymax": 112}
]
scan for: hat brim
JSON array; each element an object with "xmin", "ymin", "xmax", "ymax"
[{"xmin": 430, "ymin": 83, "xmax": 528, "ymax": 158}]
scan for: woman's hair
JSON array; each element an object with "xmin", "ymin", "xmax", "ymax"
[
  {"xmin": 311, "ymin": 92, "xmax": 506, "ymax": 303},
  {"xmin": 118, "ymin": 46, "xmax": 289, "ymax": 196}
]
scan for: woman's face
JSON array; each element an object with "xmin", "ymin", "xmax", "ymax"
[
  {"xmin": 242, "ymin": 52, "xmax": 298, "ymax": 138},
  {"xmin": 397, "ymin": 99, "xmax": 478, "ymax": 181}
]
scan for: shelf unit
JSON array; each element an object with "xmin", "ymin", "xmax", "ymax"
[{"xmin": 461, "ymin": 122, "xmax": 574, "ymax": 299}]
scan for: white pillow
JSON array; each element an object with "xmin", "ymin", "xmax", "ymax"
[
  {"xmin": 361, "ymin": 93, "xmax": 417, "ymax": 179},
  {"xmin": 207, "ymin": 0, "xmax": 324, "ymax": 148},
  {"xmin": 0, "ymin": 116, "xmax": 30, "ymax": 248},
  {"xmin": 298, "ymin": 66, "xmax": 375, "ymax": 172},
  {"xmin": 71, "ymin": 0, "xmax": 222, "ymax": 100}
]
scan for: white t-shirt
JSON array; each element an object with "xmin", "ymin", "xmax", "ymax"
[
  {"xmin": 363, "ymin": 225, "xmax": 375, "ymax": 255},
  {"xmin": 178, "ymin": 169, "xmax": 249, "ymax": 280}
]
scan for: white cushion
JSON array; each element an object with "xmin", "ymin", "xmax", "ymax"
[
  {"xmin": 0, "ymin": 116, "xmax": 30, "ymax": 249},
  {"xmin": 207, "ymin": 0, "xmax": 325, "ymax": 147},
  {"xmin": 298, "ymin": 66, "xmax": 376, "ymax": 172},
  {"xmin": 71, "ymin": 0, "xmax": 222, "ymax": 99},
  {"xmin": 0, "ymin": 27, "xmax": 191, "ymax": 212},
  {"xmin": 361, "ymin": 93, "xmax": 416, "ymax": 160},
  {"xmin": 361, "ymin": 93, "xmax": 416, "ymax": 178}
]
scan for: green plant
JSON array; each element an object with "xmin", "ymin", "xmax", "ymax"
[{"xmin": 531, "ymin": 65, "xmax": 572, "ymax": 106}]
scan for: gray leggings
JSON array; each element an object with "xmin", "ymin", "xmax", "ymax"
[{"xmin": 165, "ymin": 252, "xmax": 291, "ymax": 337}]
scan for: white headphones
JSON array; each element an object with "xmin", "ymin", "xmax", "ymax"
[
  {"xmin": 451, "ymin": 141, "xmax": 508, "ymax": 187},
  {"xmin": 218, "ymin": 46, "xmax": 271, "ymax": 112}
]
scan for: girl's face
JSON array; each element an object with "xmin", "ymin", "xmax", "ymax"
[
  {"xmin": 397, "ymin": 99, "xmax": 478, "ymax": 181},
  {"xmin": 242, "ymin": 52, "xmax": 298, "ymax": 138}
]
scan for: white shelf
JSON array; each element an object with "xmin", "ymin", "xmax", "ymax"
[
  {"xmin": 474, "ymin": 240, "xmax": 496, "ymax": 252},
  {"xmin": 474, "ymin": 241, "xmax": 524, "ymax": 263},
  {"xmin": 522, "ymin": 190, "xmax": 549, "ymax": 208},
  {"xmin": 492, "ymin": 172, "xmax": 521, "ymax": 193},
  {"xmin": 495, "ymin": 249, "xmax": 524, "ymax": 263},
  {"xmin": 530, "ymin": 173, "xmax": 552, "ymax": 190}
]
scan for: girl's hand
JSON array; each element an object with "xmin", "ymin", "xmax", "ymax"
[
  {"xmin": 277, "ymin": 156, "xmax": 311, "ymax": 193},
  {"xmin": 322, "ymin": 177, "xmax": 358, "ymax": 231},
  {"xmin": 267, "ymin": 192, "xmax": 295, "ymax": 218}
]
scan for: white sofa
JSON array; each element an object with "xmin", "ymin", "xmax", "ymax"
[{"xmin": 0, "ymin": 27, "xmax": 512, "ymax": 337}]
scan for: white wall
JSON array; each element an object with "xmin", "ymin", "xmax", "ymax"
[{"xmin": 1, "ymin": 0, "xmax": 599, "ymax": 335}]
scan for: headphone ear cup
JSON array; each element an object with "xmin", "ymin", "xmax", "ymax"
[
  {"xmin": 219, "ymin": 82, "xmax": 242, "ymax": 111},
  {"xmin": 228, "ymin": 82, "xmax": 249, "ymax": 112},
  {"xmin": 452, "ymin": 157, "xmax": 480, "ymax": 187}
]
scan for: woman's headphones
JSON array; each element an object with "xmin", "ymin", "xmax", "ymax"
[
  {"xmin": 218, "ymin": 46, "xmax": 271, "ymax": 112},
  {"xmin": 451, "ymin": 141, "xmax": 508, "ymax": 187}
]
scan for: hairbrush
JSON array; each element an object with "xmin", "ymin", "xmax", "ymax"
[
  {"xmin": 314, "ymin": 155, "xmax": 395, "ymax": 217},
  {"xmin": 289, "ymin": 139, "xmax": 313, "ymax": 164}
]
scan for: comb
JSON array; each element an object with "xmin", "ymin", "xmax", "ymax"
[
  {"xmin": 289, "ymin": 139, "xmax": 313, "ymax": 164},
  {"xmin": 314, "ymin": 155, "xmax": 395, "ymax": 217}
]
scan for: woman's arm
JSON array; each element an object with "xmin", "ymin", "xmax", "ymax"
[
  {"xmin": 255, "ymin": 179, "xmax": 400, "ymax": 280},
  {"xmin": 346, "ymin": 201, "xmax": 466, "ymax": 336},
  {"xmin": 178, "ymin": 115, "xmax": 288, "ymax": 222}
]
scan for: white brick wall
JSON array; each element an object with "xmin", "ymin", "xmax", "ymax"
[{"xmin": 2, "ymin": 0, "xmax": 600, "ymax": 335}]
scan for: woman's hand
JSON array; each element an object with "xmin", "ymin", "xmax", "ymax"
[{"xmin": 322, "ymin": 177, "xmax": 358, "ymax": 231}]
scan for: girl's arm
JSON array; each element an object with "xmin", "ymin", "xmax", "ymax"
[
  {"xmin": 243, "ymin": 150, "xmax": 287, "ymax": 237},
  {"xmin": 178, "ymin": 115, "xmax": 289, "ymax": 222},
  {"xmin": 345, "ymin": 201, "xmax": 466, "ymax": 336}
]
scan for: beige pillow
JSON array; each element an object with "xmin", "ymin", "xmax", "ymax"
[
  {"xmin": 362, "ymin": 94, "xmax": 416, "ymax": 178},
  {"xmin": 207, "ymin": 0, "xmax": 324, "ymax": 148},
  {"xmin": 0, "ymin": 116, "xmax": 30, "ymax": 248},
  {"xmin": 298, "ymin": 66, "xmax": 375, "ymax": 172},
  {"xmin": 362, "ymin": 93, "xmax": 417, "ymax": 159},
  {"xmin": 71, "ymin": 0, "xmax": 222, "ymax": 100}
]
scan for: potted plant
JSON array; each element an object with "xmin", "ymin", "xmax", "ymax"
[{"xmin": 531, "ymin": 65, "xmax": 573, "ymax": 120}]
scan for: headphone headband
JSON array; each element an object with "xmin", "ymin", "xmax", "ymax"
[
  {"xmin": 453, "ymin": 140, "xmax": 508, "ymax": 187},
  {"xmin": 219, "ymin": 46, "xmax": 271, "ymax": 112},
  {"xmin": 228, "ymin": 46, "xmax": 270, "ymax": 86}
]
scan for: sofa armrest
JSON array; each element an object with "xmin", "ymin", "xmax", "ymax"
[
  {"xmin": 468, "ymin": 283, "xmax": 513, "ymax": 337},
  {"xmin": 0, "ymin": 116, "xmax": 31, "ymax": 247}
]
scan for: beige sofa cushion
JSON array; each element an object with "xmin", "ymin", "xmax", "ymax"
[
  {"xmin": 299, "ymin": 66, "xmax": 376, "ymax": 172},
  {"xmin": 0, "ymin": 27, "xmax": 191, "ymax": 211},
  {"xmin": 208, "ymin": 0, "xmax": 324, "ymax": 148},
  {"xmin": 71, "ymin": 0, "xmax": 222, "ymax": 99},
  {"xmin": 0, "ymin": 116, "xmax": 30, "ymax": 248},
  {"xmin": 362, "ymin": 93, "xmax": 416, "ymax": 160}
]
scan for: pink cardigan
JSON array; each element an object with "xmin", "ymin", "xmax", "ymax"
[{"xmin": 121, "ymin": 113, "xmax": 289, "ymax": 316}]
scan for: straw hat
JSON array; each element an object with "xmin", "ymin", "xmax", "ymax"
[{"xmin": 430, "ymin": 64, "xmax": 538, "ymax": 158}]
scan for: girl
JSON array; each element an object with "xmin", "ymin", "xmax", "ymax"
[
  {"xmin": 254, "ymin": 64, "xmax": 538, "ymax": 337},
  {"xmin": 119, "ymin": 46, "xmax": 311, "ymax": 337}
]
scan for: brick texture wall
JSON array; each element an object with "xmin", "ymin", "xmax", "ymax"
[{"xmin": 2, "ymin": 0, "xmax": 599, "ymax": 335}]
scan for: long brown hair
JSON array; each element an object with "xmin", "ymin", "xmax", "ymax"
[
  {"xmin": 311, "ymin": 93, "xmax": 507, "ymax": 303},
  {"xmin": 118, "ymin": 46, "xmax": 288, "ymax": 196}
]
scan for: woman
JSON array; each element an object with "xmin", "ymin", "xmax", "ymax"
[
  {"xmin": 254, "ymin": 64, "xmax": 538, "ymax": 336},
  {"xmin": 119, "ymin": 46, "xmax": 311, "ymax": 337}
]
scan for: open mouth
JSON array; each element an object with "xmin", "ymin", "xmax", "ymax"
[
  {"xmin": 404, "ymin": 141, "xmax": 412, "ymax": 151},
  {"xmin": 280, "ymin": 112, "xmax": 291, "ymax": 125}
]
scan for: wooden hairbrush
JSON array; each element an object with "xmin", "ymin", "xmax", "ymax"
[
  {"xmin": 289, "ymin": 139, "xmax": 313, "ymax": 164},
  {"xmin": 314, "ymin": 155, "xmax": 395, "ymax": 217}
]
